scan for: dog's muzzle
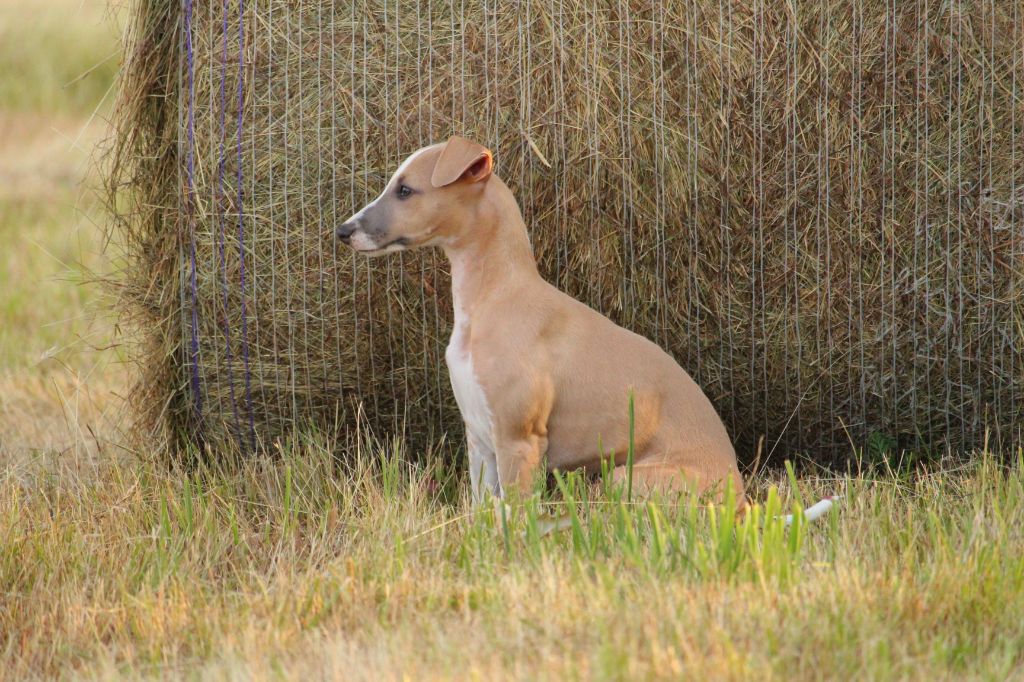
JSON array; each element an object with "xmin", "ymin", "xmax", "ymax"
[{"xmin": 335, "ymin": 221, "xmax": 357, "ymax": 244}]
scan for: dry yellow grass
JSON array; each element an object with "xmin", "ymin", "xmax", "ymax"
[
  {"xmin": 2, "ymin": 437, "xmax": 1023, "ymax": 679},
  {"xmin": 0, "ymin": 0, "xmax": 127, "ymax": 467}
]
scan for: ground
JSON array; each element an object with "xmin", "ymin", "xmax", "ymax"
[{"xmin": 1, "ymin": 2, "xmax": 1022, "ymax": 679}]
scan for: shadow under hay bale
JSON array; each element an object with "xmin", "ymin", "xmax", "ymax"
[{"xmin": 107, "ymin": 0, "xmax": 1024, "ymax": 464}]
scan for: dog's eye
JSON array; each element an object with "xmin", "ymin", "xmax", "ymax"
[{"xmin": 397, "ymin": 184, "xmax": 413, "ymax": 199}]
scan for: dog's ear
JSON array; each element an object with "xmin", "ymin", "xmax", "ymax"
[{"xmin": 431, "ymin": 136, "xmax": 493, "ymax": 188}]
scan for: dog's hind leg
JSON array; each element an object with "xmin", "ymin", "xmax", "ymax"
[{"xmin": 611, "ymin": 461, "xmax": 746, "ymax": 510}]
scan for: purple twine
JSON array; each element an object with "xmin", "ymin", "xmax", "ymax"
[
  {"xmin": 184, "ymin": 0, "xmax": 203, "ymax": 423},
  {"xmin": 237, "ymin": 0, "xmax": 256, "ymax": 451},
  {"xmin": 217, "ymin": 0, "xmax": 243, "ymax": 447}
]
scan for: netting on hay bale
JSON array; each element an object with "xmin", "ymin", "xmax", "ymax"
[{"xmin": 108, "ymin": 0, "xmax": 1024, "ymax": 463}]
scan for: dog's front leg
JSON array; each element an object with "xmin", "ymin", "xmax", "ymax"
[
  {"xmin": 467, "ymin": 444, "xmax": 496, "ymax": 504},
  {"xmin": 467, "ymin": 429, "xmax": 499, "ymax": 505},
  {"xmin": 494, "ymin": 432, "xmax": 547, "ymax": 499}
]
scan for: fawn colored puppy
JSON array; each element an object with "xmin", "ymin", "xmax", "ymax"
[{"xmin": 336, "ymin": 136, "xmax": 745, "ymax": 506}]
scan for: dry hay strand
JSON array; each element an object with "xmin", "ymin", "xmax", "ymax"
[{"xmin": 106, "ymin": 0, "xmax": 1024, "ymax": 464}]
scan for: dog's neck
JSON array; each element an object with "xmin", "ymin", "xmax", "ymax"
[{"xmin": 443, "ymin": 177, "xmax": 539, "ymax": 325}]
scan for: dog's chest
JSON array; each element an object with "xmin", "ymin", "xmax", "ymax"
[{"xmin": 445, "ymin": 319, "xmax": 495, "ymax": 450}]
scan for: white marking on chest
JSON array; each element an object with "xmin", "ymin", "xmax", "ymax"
[{"xmin": 446, "ymin": 276, "xmax": 495, "ymax": 452}]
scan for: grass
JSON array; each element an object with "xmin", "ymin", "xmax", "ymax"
[
  {"xmin": 1, "ymin": 1, "xmax": 1023, "ymax": 679},
  {"xmin": 2, "ymin": 437, "xmax": 1023, "ymax": 679},
  {"xmin": 0, "ymin": 0, "xmax": 126, "ymax": 462},
  {"xmin": 0, "ymin": 0, "xmax": 119, "ymax": 369},
  {"xmin": 0, "ymin": 0, "xmax": 121, "ymax": 115}
]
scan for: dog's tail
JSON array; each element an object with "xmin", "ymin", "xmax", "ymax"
[
  {"xmin": 530, "ymin": 495, "xmax": 840, "ymax": 538},
  {"xmin": 780, "ymin": 496, "xmax": 840, "ymax": 527}
]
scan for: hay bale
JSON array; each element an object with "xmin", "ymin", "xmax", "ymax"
[{"xmin": 107, "ymin": 0, "xmax": 1024, "ymax": 463}]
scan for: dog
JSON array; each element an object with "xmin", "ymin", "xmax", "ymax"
[{"xmin": 336, "ymin": 136, "xmax": 746, "ymax": 506}]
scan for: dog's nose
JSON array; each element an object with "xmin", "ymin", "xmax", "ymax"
[{"xmin": 335, "ymin": 221, "xmax": 357, "ymax": 243}]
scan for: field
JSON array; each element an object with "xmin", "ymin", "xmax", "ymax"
[{"xmin": 2, "ymin": 1, "xmax": 1023, "ymax": 679}]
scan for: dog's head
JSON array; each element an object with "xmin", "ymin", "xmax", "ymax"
[{"xmin": 335, "ymin": 136, "xmax": 493, "ymax": 255}]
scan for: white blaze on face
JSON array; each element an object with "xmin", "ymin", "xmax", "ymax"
[
  {"xmin": 344, "ymin": 196, "xmax": 379, "ymax": 227},
  {"xmin": 390, "ymin": 145, "xmax": 432, "ymax": 181},
  {"xmin": 343, "ymin": 146, "xmax": 432, "ymax": 225}
]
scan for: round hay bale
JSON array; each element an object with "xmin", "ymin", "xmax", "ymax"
[{"xmin": 107, "ymin": 0, "xmax": 1024, "ymax": 463}]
